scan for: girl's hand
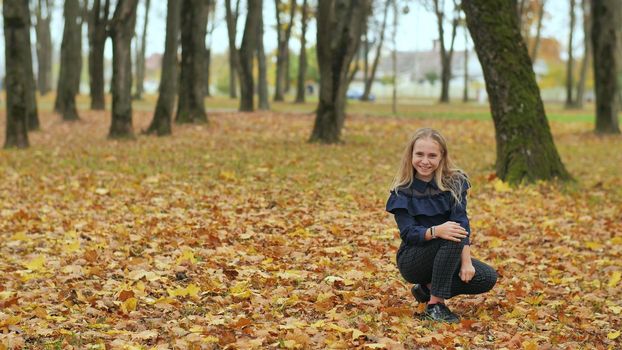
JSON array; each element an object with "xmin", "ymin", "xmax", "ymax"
[
  {"xmin": 460, "ymin": 263, "xmax": 476, "ymax": 283},
  {"xmin": 434, "ymin": 221, "xmax": 467, "ymax": 242}
]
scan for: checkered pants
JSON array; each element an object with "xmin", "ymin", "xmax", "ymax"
[{"xmin": 397, "ymin": 239, "xmax": 497, "ymax": 299}]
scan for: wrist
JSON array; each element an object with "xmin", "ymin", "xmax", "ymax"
[{"xmin": 430, "ymin": 226, "xmax": 436, "ymax": 239}]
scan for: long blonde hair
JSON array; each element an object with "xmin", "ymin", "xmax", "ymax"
[{"xmin": 390, "ymin": 128, "xmax": 468, "ymax": 204}]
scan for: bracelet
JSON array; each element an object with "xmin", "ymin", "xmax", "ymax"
[{"xmin": 431, "ymin": 226, "xmax": 436, "ymax": 239}]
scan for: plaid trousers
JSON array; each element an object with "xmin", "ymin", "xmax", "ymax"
[{"xmin": 397, "ymin": 238, "xmax": 497, "ymax": 299}]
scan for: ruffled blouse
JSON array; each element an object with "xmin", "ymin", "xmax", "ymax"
[{"xmin": 386, "ymin": 177, "xmax": 471, "ymax": 246}]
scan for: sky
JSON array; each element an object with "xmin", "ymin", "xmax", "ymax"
[{"xmin": 0, "ymin": 0, "xmax": 577, "ymax": 77}]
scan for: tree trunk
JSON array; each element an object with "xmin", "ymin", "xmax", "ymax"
[
  {"xmin": 35, "ymin": 0, "xmax": 53, "ymax": 96},
  {"xmin": 310, "ymin": 0, "xmax": 368, "ymax": 144},
  {"xmin": 295, "ymin": 0, "xmax": 309, "ymax": 103},
  {"xmin": 435, "ymin": 0, "xmax": 458, "ymax": 103},
  {"xmin": 25, "ymin": 8, "xmax": 40, "ymax": 131},
  {"xmin": 391, "ymin": 0, "xmax": 398, "ymax": 114},
  {"xmin": 591, "ymin": 0, "xmax": 621, "ymax": 134},
  {"xmin": 463, "ymin": 0, "xmax": 572, "ymax": 183},
  {"xmin": 145, "ymin": 0, "xmax": 180, "ymax": 136},
  {"xmin": 565, "ymin": 0, "xmax": 576, "ymax": 108},
  {"xmin": 225, "ymin": 0, "xmax": 240, "ymax": 99},
  {"xmin": 134, "ymin": 0, "xmax": 150, "ymax": 100},
  {"xmin": 3, "ymin": 0, "xmax": 32, "ymax": 148},
  {"xmin": 204, "ymin": 0, "xmax": 216, "ymax": 97},
  {"xmin": 88, "ymin": 0, "xmax": 110, "ymax": 110},
  {"xmin": 176, "ymin": 0, "xmax": 208, "ymax": 123},
  {"xmin": 361, "ymin": 0, "xmax": 390, "ymax": 101},
  {"xmin": 238, "ymin": 0, "xmax": 262, "ymax": 112},
  {"xmin": 529, "ymin": 0, "xmax": 545, "ymax": 63},
  {"xmin": 463, "ymin": 23, "xmax": 469, "ymax": 102},
  {"xmin": 273, "ymin": 0, "xmax": 297, "ymax": 101},
  {"xmin": 257, "ymin": 7, "xmax": 270, "ymax": 110},
  {"xmin": 54, "ymin": 0, "xmax": 82, "ymax": 121},
  {"xmin": 575, "ymin": 0, "xmax": 590, "ymax": 108},
  {"xmin": 108, "ymin": 0, "xmax": 139, "ymax": 138}
]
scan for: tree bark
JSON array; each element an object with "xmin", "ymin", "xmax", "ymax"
[
  {"xmin": 434, "ymin": 0, "xmax": 459, "ymax": 103},
  {"xmin": 145, "ymin": 0, "xmax": 180, "ymax": 136},
  {"xmin": 565, "ymin": 0, "xmax": 576, "ymax": 108},
  {"xmin": 88, "ymin": 0, "xmax": 110, "ymax": 110},
  {"xmin": 273, "ymin": 0, "xmax": 297, "ymax": 101},
  {"xmin": 462, "ymin": 22, "xmax": 469, "ymax": 102},
  {"xmin": 391, "ymin": 0, "xmax": 398, "ymax": 114},
  {"xmin": 529, "ymin": 0, "xmax": 545, "ymax": 63},
  {"xmin": 176, "ymin": 0, "xmax": 208, "ymax": 123},
  {"xmin": 257, "ymin": 7, "xmax": 270, "ymax": 110},
  {"xmin": 575, "ymin": 0, "xmax": 590, "ymax": 108},
  {"xmin": 295, "ymin": 0, "xmax": 309, "ymax": 103},
  {"xmin": 361, "ymin": 0, "xmax": 390, "ymax": 101},
  {"xmin": 591, "ymin": 0, "xmax": 621, "ymax": 134},
  {"xmin": 35, "ymin": 0, "xmax": 53, "ymax": 96},
  {"xmin": 24, "ymin": 5, "xmax": 40, "ymax": 131},
  {"xmin": 205, "ymin": 0, "xmax": 216, "ymax": 97},
  {"xmin": 225, "ymin": 0, "xmax": 241, "ymax": 98},
  {"xmin": 55, "ymin": 0, "xmax": 83, "ymax": 121},
  {"xmin": 238, "ymin": 0, "xmax": 262, "ymax": 112},
  {"xmin": 133, "ymin": 0, "xmax": 150, "ymax": 100},
  {"xmin": 3, "ymin": 0, "xmax": 32, "ymax": 148},
  {"xmin": 310, "ymin": 0, "xmax": 368, "ymax": 143},
  {"xmin": 108, "ymin": 0, "xmax": 139, "ymax": 138},
  {"xmin": 463, "ymin": 0, "xmax": 572, "ymax": 183}
]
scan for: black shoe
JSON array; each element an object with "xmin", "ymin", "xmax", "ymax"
[
  {"xmin": 411, "ymin": 284, "xmax": 431, "ymax": 303},
  {"xmin": 424, "ymin": 303, "xmax": 460, "ymax": 323}
]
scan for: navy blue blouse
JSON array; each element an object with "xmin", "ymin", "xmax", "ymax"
[{"xmin": 386, "ymin": 177, "xmax": 471, "ymax": 246}]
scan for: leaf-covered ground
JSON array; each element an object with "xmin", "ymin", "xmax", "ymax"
[{"xmin": 1, "ymin": 107, "xmax": 621, "ymax": 349}]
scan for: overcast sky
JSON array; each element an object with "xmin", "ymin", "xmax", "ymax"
[{"xmin": 0, "ymin": 1, "xmax": 578, "ymax": 76}]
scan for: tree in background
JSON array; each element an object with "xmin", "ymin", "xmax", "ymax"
[
  {"xmin": 3, "ymin": 0, "xmax": 33, "ymax": 148},
  {"xmin": 257, "ymin": 2, "xmax": 270, "ymax": 111},
  {"xmin": 574, "ymin": 0, "xmax": 590, "ymax": 108},
  {"xmin": 205, "ymin": 0, "xmax": 217, "ymax": 97},
  {"xmin": 361, "ymin": 0, "xmax": 390, "ymax": 102},
  {"xmin": 34, "ymin": 0, "xmax": 53, "ymax": 96},
  {"xmin": 295, "ymin": 0, "xmax": 310, "ymax": 103},
  {"xmin": 564, "ymin": 0, "xmax": 576, "ymax": 108},
  {"xmin": 176, "ymin": 0, "xmax": 208, "ymax": 123},
  {"xmin": 133, "ymin": 0, "xmax": 151, "ymax": 100},
  {"xmin": 310, "ymin": 0, "xmax": 368, "ymax": 143},
  {"xmin": 108, "ymin": 0, "xmax": 139, "ymax": 138},
  {"xmin": 145, "ymin": 0, "xmax": 181, "ymax": 136},
  {"xmin": 463, "ymin": 0, "xmax": 571, "ymax": 183},
  {"xmin": 24, "ymin": 1, "xmax": 40, "ymax": 131},
  {"xmin": 274, "ymin": 0, "xmax": 297, "ymax": 101},
  {"xmin": 425, "ymin": 0, "xmax": 459, "ymax": 103},
  {"xmin": 238, "ymin": 0, "xmax": 262, "ymax": 112},
  {"xmin": 55, "ymin": 0, "xmax": 83, "ymax": 121},
  {"xmin": 88, "ymin": 0, "xmax": 111, "ymax": 110},
  {"xmin": 225, "ymin": 0, "xmax": 241, "ymax": 99},
  {"xmin": 591, "ymin": 0, "xmax": 621, "ymax": 134}
]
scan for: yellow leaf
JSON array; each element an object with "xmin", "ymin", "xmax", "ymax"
[
  {"xmin": 186, "ymin": 283, "xmax": 200, "ymax": 298},
  {"xmin": 167, "ymin": 284, "xmax": 201, "ymax": 298},
  {"xmin": 121, "ymin": 297, "xmax": 138, "ymax": 314},
  {"xmin": 585, "ymin": 241, "xmax": 603, "ymax": 250},
  {"xmin": 24, "ymin": 255, "xmax": 45, "ymax": 271},
  {"xmin": 204, "ymin": 336, "xmax": 219, "ymax": 343},
  {"xmin": 607, "ymin": 331, "xmax": 620, "ymax": 340},
  {"xmin": 229, "ymin": 282, "xmax": 252, "ymax": 299},
  {"xmin": 608, "ymin": 271, "xmax": 621, "ymax": 288},
  {"xmin": 351, "ymin": 329, "xmax": 366, "ymax": 340},
  {"xmin": 493, "ymin": 179, "xmax": 511, "ymax": 192},
  {"xmin": 177, "ymin": 248, "xmax": 197, "ymax": 264},
  {"xmin": 522, "ymin": 341, "xmax": 538, "ymax": 350},
  {"xmin": 94, "ymin": 188, "xmax": 109, "ymax": 195},
  {"xmin": 65, "ymin": 240, "xmax": 80, "ymax": 253},
  {"xmin": 609, "ymin": 305, "xmax": 621, "ymax": 315},
  {"xmin": 219, "ymin": 171, "xmax": 236, "ymax": 181},
  {"xmin": 11, "ymin": 231, "xmax": 28, "ymax": 241},
  {"xmin": 611, "ymin": 237, "xmax": 622, "ymax": 245}
]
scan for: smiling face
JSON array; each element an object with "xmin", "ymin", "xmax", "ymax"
[{"xmin": 412, "ymin": 138, "xmax": 443, "ymax": 182}]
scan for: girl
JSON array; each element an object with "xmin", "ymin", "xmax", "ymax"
[{"xmin": 386, "ymin": 128, "xmax": 497, "ymax": 323}]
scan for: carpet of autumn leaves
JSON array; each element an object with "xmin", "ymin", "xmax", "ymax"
[{"xmin": 1, "ymin": 106, "xmax": 621, "ymax": 349}]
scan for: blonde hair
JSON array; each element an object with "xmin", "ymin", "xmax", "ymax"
[{"xmin": 390, "ymin": 128, "xmax": 469, "ymax": 204}]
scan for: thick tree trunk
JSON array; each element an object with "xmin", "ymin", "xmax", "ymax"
[
  {"xmin": 88, "ymin": 0, "xmax": 110, "ymax": 110},
  {"xmin": 134, "ymin": 0, "xmax": 150, "ymax": 100},
  {"xmin": 361, "ymin": 0, "xmax": 389, "ymax": 101},
  {"xmin": 35, "ymin": 0, "xmax": 53, "ymax": 96},
  {"xmin": 273, "ymin": 0, "xmax": 297, "ymax": 101},
  {"xmin": 3, "ymin": 0, "xmax": 32, "ymax": 148},
  {"xmin": 176, "ymin": 0, "xmax": 208, "ymax": 123},
  {"xmin": 257, "ymin": 8, "xmax": 270, "ymax": 110},
  {"xmin": 529, "ymin": 0, "xmax": 545, "ymax": 63},
  {"xmin": 565, "ymin": 0, "xmax": 576, "ymax": 108},
  {"xmin": 591, "ymin": 0, "xmax": 621, "ymax": 134},
  {"xmin": 225, "ymin": 0, "xmax": 240, "ymax": 99},
  {"xmin": 238, "ymin": 0, "xmax": 262, "ymax": 112},
  {"xmin": 108, "ymin": 0, "xmax": 138, "ymax": 138},
  {"xmin": 575, "ymin": 0, "xmax": 590, "ymax": 108},
  {"xmin": 310, "ymin": 0, "xmax": 368, "ymax": 144},
  {"xmin": 145, "ymin": 0, "xmax": 180, "ymax": 136},
  {"xmin": 55, "ymin": 0, "xmax": 82, "ymax": 121},
  {"xmin": 295, "ymin": 0, "xmax": 309, "ymax": 103},
  {"xmin": 463, "ymin": 0, "xmax": 572, "ymax": 183}
]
